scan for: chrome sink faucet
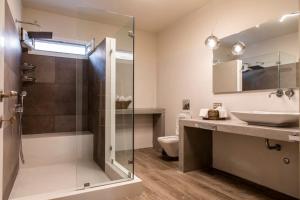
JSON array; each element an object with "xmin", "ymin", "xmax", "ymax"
[
  {"xmin": 268, "ymin": 88, "xmax": 284, "ymax": 98},
  {"xmin": 284, "ymin": 88, "xmax": 295, "ymax": 99}
]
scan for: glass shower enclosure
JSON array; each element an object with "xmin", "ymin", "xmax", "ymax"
[
  {"xmin": 11, "ymin": 7, "xmax": 135, "ymax": 199},
  {"xmin": 75, "ymin": 12, "xmax": 134, "ymax": 189}
]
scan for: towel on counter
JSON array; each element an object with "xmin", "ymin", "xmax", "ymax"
[{"xmin": 199, "ymin": 108, "xmax": 209, "ymax": 118}]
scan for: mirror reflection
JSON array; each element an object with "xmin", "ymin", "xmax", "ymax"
[{"xmin": 213, "ymin": 14, "xmax": 299, "ymax": 94}]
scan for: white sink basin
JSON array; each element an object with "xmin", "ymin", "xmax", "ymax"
[{"xmin": 231, "ymin": 111, "xmax": 300, "ymax": 127}]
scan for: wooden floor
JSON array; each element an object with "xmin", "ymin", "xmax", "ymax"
[{"xmin": 128, "ymin": 148, "xmax": 277, "ymax": 200}]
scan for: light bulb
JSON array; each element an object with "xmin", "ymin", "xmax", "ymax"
[
  {"xmin": 232, "ymin": 41, "xmax": 246, "ymax": 56},
  {"xmin": 205, "ymin": 34, "xmax": 220, "ymax": 50}
]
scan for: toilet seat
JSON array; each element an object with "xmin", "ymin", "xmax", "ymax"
[{"xmin": 157, "ymin": 136, "xmax": 178, "ymax": 143}]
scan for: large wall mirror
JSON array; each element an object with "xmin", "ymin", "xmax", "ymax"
[{"xmin": 213, "ymin": 13, "xmax": 299, "ymax": 94}]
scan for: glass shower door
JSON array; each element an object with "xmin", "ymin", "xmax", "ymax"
[
  {"xmin": 74, "ymin": 11, "xmax": 134, "ymax": 190},
  {"xmin": 113, "ymin": 20, "xmax": 134, "ymax": 178}
]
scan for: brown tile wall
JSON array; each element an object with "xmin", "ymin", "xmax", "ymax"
[
  {"xmin": 21, "ymin": 40, "xmax": 107, "ymax": 171},
  {"xmin": 21, "ymin": 54, "xmax": 88, "ymax": 134},
  {"xmin": 3, "ymin": 1, "xmax": 21, "ymax": 199},
  {"xmin": 88, "ymin": 40, "xmax": 106, "ymax": 170}
]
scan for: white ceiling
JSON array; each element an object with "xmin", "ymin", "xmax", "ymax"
[{"xmin": 22, "ymin": 0, "xmax": 209, "ymax": 32}]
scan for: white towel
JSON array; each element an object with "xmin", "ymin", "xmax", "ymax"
[
  {"xmin": 119, "ymin": 96, "xmax": 125, "ymax": 101},
  {"xmin": 216, "ymin": 106, "xmax": 228, "ymax": 118},
  {"xmin": 199, "ymin": 108, "xmax": 209, "ymax": 118},
  {"xmin": 124, "ymin": 96, "xmax": 132, "ymax": 101}
]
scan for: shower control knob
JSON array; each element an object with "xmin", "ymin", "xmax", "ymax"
[{"xmin": 282, "ymin": 157, "xmax": 290, "ymax": 164}]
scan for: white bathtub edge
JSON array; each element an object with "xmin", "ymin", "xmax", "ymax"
[
  {"xmin": 54, "ymin": 176, "xmax": 142, "ymax": 200},
  {"xmin": 12, "ymin": 176, "xmax": 143, "ymax": 200}
]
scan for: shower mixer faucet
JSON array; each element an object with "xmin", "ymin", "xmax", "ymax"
[
  {"xmin": 0, "ymin": 90, "xmax": 18, "ymax": 102},
  {"xmin": 15, "ymin": 91, "xmax": 27, "ymax": 113},
  {"xmin": 284, "ymin": 88, "xmax": 295, "ymax": 99}
]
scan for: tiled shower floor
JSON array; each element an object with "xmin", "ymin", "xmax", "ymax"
[{"xmin": 9, "ymin": 160, "xmax": 110, "ymax": 199}]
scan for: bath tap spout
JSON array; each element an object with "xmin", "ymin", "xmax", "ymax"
[{"xmin": 268, "ymin": 89, "xmax": 283, "ymax": 98}]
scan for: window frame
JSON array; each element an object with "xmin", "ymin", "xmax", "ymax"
[{"xmin": 33, "ymin": 39, "xmax": 88, "ymax": 56}]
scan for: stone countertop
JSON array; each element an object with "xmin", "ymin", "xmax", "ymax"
[{"xmin": 180, "ymin": 118, "xmax": 300, "ymax": 142}]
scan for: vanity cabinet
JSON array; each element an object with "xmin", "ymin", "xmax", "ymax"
[{"xmin": 179, "ymin": 118, "xmax": 300, "ymax": 198}]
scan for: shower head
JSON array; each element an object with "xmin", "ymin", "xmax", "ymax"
[
  {"xmin": 27, "ymin": 31, "xmax": 53, "ymax": 39},
  {"xmin": 20, "ymin": 91, "xmax": 27, "ymax": 97},
  {"xmin": 19, "ymin": 91, "xmax": 27, "ymax": 108}
]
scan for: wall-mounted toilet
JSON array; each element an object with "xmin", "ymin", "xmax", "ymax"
[
  {"xmin": 157, "ymin": 136, "xmax": 179, "ymax": 158},
  {"xmin": 158, "ymin": 112, "xmax": 191, "ymax": 159}
]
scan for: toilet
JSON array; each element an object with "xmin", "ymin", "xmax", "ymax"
[
  {"xmin": 157, "ymin": 136, "xmax": 179, "ymax": 158},
  {"xmin": 158, "ymin": 112, "xmax": 191, "ymax": 158}
]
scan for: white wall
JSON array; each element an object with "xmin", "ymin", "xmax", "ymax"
[
  {"xmin": 22, "ymin": 132, "xmax": 93, "ymax": 168},
  {"xmin": 0, "ymin": 1, "xmax": 5, "ymax": 199},
  {"xmin": 22, "ymin": 8, "xmax": 118, "ymax": 46},
  {"xmin": 157, "ymin": 0, "xmax": 299, "ymax": 197},
  {"xmin": 135, "ymin": 30, "xmax": 157, "ymax": 108},
  {"xmin": 157, "ymin": 0, "xmax": 299, "ymax": 134},
  {"xmin": 7, "ymin": 0, "xmax": 22, "ymax": 26}
]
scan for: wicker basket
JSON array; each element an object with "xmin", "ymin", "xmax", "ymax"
[
  {"xmin": 203, "ymin": 109, "xmax": 225, "ymax": 120},
  {"xmin": 116, "ymin": 100, "xmax": 132, "ymax": 109}
]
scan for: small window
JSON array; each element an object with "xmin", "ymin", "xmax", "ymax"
[{"xmin": 34, "ymin": 40, "xmax": 87, "ymax": 55}]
